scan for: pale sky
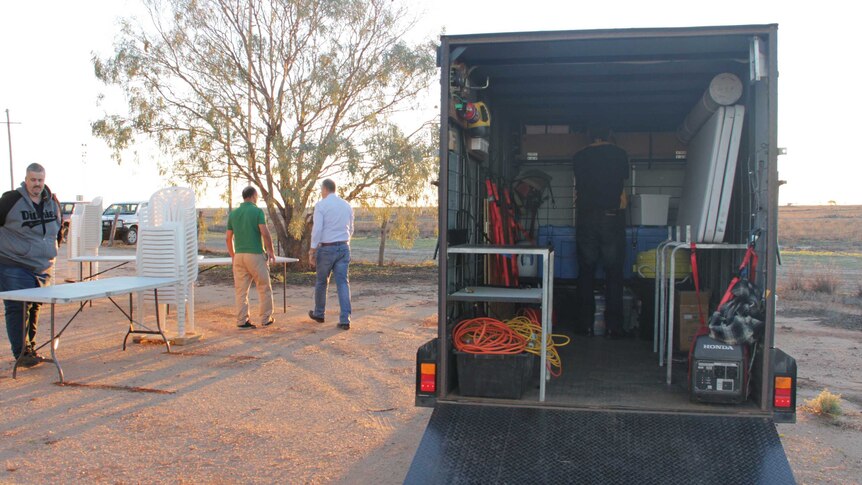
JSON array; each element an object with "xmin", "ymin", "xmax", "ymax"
[{"xmin": 1, "ymin": 0, "xmax": 859, "ymax": 207}]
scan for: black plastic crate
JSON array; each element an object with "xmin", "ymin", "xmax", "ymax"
[{"xmin": 455, "ymin": 351, "xmax": 535, "ymax": 399}]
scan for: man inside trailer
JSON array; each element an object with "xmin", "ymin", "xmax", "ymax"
[{"xmin": 572, "ymin": 124, "xmax": 629, "ymax": 339}]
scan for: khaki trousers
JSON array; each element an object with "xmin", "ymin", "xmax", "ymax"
[{"xmin": 232, "ymin": 253, "xmax": 273, "ymax": 325}]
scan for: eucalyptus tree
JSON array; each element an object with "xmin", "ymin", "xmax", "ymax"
[
  {"xmin": 92, "ymin": 0, "xmax": 436, "ymax": 258},
  {"xmin": 350, "ymin": 122, "xmax": 436, "ymax": 265}
]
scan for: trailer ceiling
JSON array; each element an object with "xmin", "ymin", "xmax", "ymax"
[{"xmin": 445, "ymin": 26, "xmax": 773, "ymax": 132}]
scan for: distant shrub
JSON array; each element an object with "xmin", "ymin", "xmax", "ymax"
[
  {"xmin": 807, "ymin": 273, "xmax": 840, "ymax": 294},
  {"xmin": 783, "ymin": 274, "xmax": 806, "ymax": 292},
  {"xmin": 856, "ymin": 284, "xmax": 862, "ymax": 299},
  {"xmin": 805, "ymin": 389, "xmax": 842, "ymax": 416}
]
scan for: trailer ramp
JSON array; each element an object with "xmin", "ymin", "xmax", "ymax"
[{"xmin": 405, "ymin": 403, "xmax": 794, "ymax": 484}]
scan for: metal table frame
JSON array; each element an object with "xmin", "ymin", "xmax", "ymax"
[
  {"xmin": 1, "ymin": 276, "xmax": 178, "ymax": 383},
  {"xmin": 654, "ymin": 230, "xmax": 747, "ymax": 384},
  {"xmin": 198, "ymin": 256, "xmax": 298, "ymax": 313},
  {"xmin": 447, "ymin": 245, "xmax": 554, "ymax": 402},
  {"xmin": 69, "ymin": 255, "xmax": 136, "ymax": 282},
  {"xmin": 70, "ymin": 255, "xmax": 299, "ymax": 313}
]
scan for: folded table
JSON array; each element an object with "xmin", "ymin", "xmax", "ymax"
[{"xmin": 0, "ymin": 276, "xmax": 178, "ymax": 383}]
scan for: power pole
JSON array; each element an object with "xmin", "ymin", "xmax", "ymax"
[{"xmin": 3, "ymin": 109, "xmax": 21, "ymax": 190}]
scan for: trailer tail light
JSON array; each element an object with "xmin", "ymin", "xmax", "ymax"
[
  {"xmin": 774, "ymin": 376, "xmax": 793, "ymax": 409},
  {"xmin": 420, "ymin": 363, "xmax": 437, "ymax": 393},
  {"xmin": 415, "ymin": 338, "xmax": 439, "ymax": 407},
  {"xmin": 770, "ymin": 349, "xmax": 797, "ymax": 423}
]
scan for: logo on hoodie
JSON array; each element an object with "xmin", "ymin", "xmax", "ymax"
[{"xmin": 20, "ymin": 209, "xmax": 57, "ymax": 229}]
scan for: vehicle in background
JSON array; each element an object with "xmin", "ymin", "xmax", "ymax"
[
  {"xmin": 102, "ymin": 202, "xmax": 145, "ymax": 245},
  {"xmin": 59, "ymin": 201, "xmax": 78, "ymax": 242}
]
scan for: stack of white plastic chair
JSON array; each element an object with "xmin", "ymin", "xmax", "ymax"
[
  {"xmin": 136, "ymin": 188, "xmax": 198, "ymax": 337},
  {"xmin": 67, "ymin": 197, "xmax": 103, "ymax": 280}
]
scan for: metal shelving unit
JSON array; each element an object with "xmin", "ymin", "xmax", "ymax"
[{"xmin": 447, "ymin": 245, "xmax": 555, "ymax": 401}]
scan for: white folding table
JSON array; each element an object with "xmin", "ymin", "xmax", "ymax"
[
  {"xmin": 0, "ymin": 276, "xmax": 178, "ymax": 383},
  {"xmin": 70, "ymin": 255, "xmax": 299, "ymax": 313},
  {"xmin": 69, "ymin": 254, "xmax": 136, "ymax": 281},
  {"xmin": 198, "ymin": 256, "xmax": 299, "ymax": 313}
]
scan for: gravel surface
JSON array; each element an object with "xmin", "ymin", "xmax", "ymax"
[
  {"xmin": 1, "ymin": 249, "xmax": 436, "ymax": 484},
  {"xmin": 1, "ymin": 246, "xmax": 860, "ymax": 483}
]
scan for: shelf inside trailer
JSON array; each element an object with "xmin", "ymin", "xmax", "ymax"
[{"xmin": 448, "ymin": 286, "xmax": 543, "ymax": 303}]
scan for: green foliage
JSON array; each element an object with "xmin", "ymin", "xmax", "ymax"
[
  {"xmin": 805, "ymin": 389, "xmax": 842, "ymax": 416},
  {"xmin": 92, "ymin": 0, "xmax": 437, "ymax": 257},
  {"xmin": 350, "ymin": 121, "xmax": 437, "ymax": 262}
]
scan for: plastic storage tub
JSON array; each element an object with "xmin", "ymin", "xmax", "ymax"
[{"xmin": 455, "ymin": 351, "xmax": 535, "ymax": 399}]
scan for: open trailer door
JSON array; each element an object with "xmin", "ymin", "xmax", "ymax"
[{"xmin": 405, "ymin": 403, "xmax": 795, "ymax": 484}]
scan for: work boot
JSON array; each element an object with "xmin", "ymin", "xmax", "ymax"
[
  {"xmin": 308, "ymin": 310, "xmax": 324, "ymax": 323},
  {"xmin": 18, "ymin": 351, "xmax": 45, "ymax": 368}
]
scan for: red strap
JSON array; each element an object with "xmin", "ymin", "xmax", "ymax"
[
  {"xmin": 688, "ymin": 242, "xmax": 709, "ymax": 387},
  {"xmin": 717, "ymin": 276, "xmax": 740, "ymax": 308}
]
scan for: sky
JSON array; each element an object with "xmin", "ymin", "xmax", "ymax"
[{"xmin": 1, "ymin": 0, "xmax": 860, "ymax": 207}]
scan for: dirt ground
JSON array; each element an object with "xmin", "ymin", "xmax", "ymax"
[
  {"xmin": 1, "ymin": 244, "xmax": 860, "ymax": 484},
  {"xmin": 0, "ymin": 250, "xmax": 437, "ymax": 484}
]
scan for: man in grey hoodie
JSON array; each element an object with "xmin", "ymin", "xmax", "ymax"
[{"xmin": 0, "ymin": 163, "xmax": 63, "ymax": 367}]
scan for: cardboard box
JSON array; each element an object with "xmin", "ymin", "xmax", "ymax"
[
  {"xmin": 616, "ymin": 132, "xmax": 686, "ymax": 159},
  {"xmin": 520, "ymin": 134, "xmax": 587, "ymax": 159},
  {"xmin": 674, "ymin": 290, "xmax": 711, "ymax": 352}
]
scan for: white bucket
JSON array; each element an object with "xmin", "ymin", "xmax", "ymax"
[
  {"xmin": 593, "ymin": 294, "xmax": 606, "ymax": 336},
  {"xmin": 518, "ymin": 253, "xmax": 538, "ymax": 278}
]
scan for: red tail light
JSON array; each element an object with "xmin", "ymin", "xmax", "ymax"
[
  {"xmin": 774, "ymin": 376, "xmax": 793, "ymax": 408},
  {"xmin": 420, "ymin": 363, "xmax": 436, "ymax": 393}
]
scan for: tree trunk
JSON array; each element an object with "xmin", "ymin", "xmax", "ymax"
[
  {"xmin": 266, "ymin": 201, "xmax": 314, "ymax": 271},
  {"xmin": 377, "ymin": 218, "xmax": 388, "ymax": 266}
]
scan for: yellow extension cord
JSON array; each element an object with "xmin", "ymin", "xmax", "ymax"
[{"xmin": 504, "ymin": 316, "xmax": 571, "ymax": 377}]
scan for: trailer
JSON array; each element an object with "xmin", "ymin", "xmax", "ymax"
[{"xmin": 410, "ymin": 24, "xmax": 797, "ymax": 484}]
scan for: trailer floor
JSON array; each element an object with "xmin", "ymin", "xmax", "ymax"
[
  {"xmin": 455, "ymin": 333, "xmax": 763, "ymax": 414},
  {"xmin": 405, "ymin": 403, "xmax": 795, "ymax": 484}
]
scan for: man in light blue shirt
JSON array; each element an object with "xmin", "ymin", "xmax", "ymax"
[{"xmin": 308, "ymin": 179, "xmax": 354, "ymax": 329}]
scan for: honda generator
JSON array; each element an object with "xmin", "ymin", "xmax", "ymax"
[{"xmin": 690, "ymin": 335, "xmax": 747, "ymax": 404}]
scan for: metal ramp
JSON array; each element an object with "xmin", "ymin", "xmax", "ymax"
[{"xmin": 405, "ymin": 403, "xmax": 795, "ymax": 484}]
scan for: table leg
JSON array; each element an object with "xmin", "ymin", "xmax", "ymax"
[
  {"xmin": 283, "ymin": 262, "xmax": 287, "ymax": 313},
  {"xmin": 123, "ymin": 293, "xmax": 135, "ymax": 351},
  {"xmin": 154, "ymin": 289, "xmax": 171, "ymax": 353},
  {"xmin": 50, "ymin": 304, "xmax": 64, "ymax": 383}
]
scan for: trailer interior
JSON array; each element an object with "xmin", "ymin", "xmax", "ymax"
[{"xmin": 432, "ymin": 25, "xmax": 791, "ymax": 417}]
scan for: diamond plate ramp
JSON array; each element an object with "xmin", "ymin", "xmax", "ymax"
[{"xmin": 405, "ymin": 403, "xmax": 795, "ymax": 485}]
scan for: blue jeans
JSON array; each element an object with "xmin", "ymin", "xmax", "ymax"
[
  {"xmin": 0, "ymin": 263, "xmax": 49, "ymax": 358},
  {"xmin": 313, "ymin": 244, "xmax": 352, "ymax": 325}
]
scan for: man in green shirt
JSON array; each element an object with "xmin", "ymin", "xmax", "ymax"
[{"xmin": 226, "ymin": 187, "xmax": 276, "ymax": 329}]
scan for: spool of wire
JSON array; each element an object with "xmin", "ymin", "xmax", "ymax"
[
  {"xmin": 508, "ymin": 308, "xmax": 571, "ymax": 377},
  {"xmin": 453, "ymin": 318, "xmax": 527, "ymax": 355}
]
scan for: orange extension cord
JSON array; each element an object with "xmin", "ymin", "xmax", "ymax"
[
  {"xmin": 452, "ymin": 312, "xmax": 571, "ymax": 377},
  {"xmin": 453, "ymin": 318, "xmax": 527, "ymax": 354}
]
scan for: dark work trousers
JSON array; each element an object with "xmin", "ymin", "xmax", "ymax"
[
  {"xmin": 575, "ymin": 209, "xmax": 625, "ymax": 334},
  {"xmin": 0, "ymin": 263, "xmax": 49, "ymax": 358}
]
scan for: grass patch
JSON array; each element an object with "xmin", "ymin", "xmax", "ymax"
[
  {"xmin": 197, "ymin": 261, "xmax": 437, "ymax": 287},
  {"xmin": 804, "ymin": 389, "xmax": 843, "ymax": 416},
  {"xmin": 781, "ymin": 273, "xmax": 807, "ymax": 292},
  {"xmin": 349, "ymin": 236, "xmax": 437, "ymax": 251},
  {"xmin": 781, "ymin": 249, "xmax": 862, "ymax": 258},
  {"xmin": 808, "ymin": 273, "xmax": 840, "ymax": 294}
]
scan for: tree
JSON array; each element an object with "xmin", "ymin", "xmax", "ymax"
[
  {"xmin": 350, "ymin": 122, "xmax": 436, "ymax": 265},
  {"xmin": 92, "ymin": 0, "xmax": 437, "ymax": 264}
]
